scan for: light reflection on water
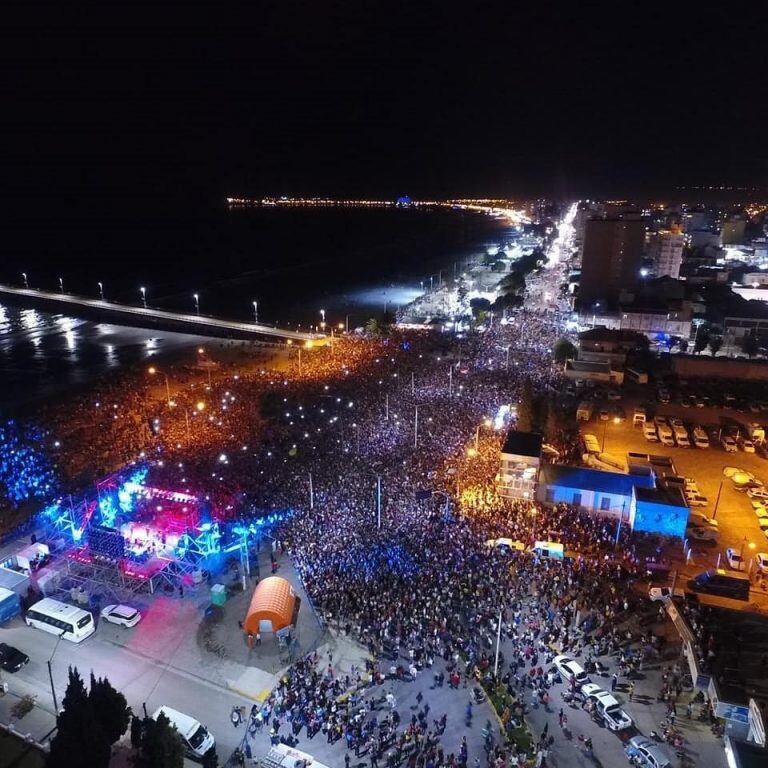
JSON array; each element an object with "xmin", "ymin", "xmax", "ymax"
[{"xmin": 0, "ymin": 304, "xmax": 210, "ymax": 411}]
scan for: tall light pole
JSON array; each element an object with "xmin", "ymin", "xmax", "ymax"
[
  {"xmin": 48, "ymin": 629, "xmax": 67, "ymax": 712},
  {"xmin": 252, "ymin": 301, "xmax": 258, "ymax": 323},
  {"xmin": 193, "ymin": 293, "xmax": 200, "ymax": 315},
  {"xmin": 140, "ymin": 286, "xmax": 147, "ymax": 308},
  {"xmin": 414, "ymin": 405, "xmax": 419, "ymax": 449},
  {"xmin": 309, "ymin": 471, "xmax": 314, "ymax": 509},
  {"xmin": 98, "ymin": 281, "xmax": 104, "ymax": 300},
  {"xmin": 376, "ymin": 475, "xmax": 382, "ymax": 529},
  {"xmin": 58, "ymin": 276, "xmax": 64, "ymax": 294},
  {"xmin": 493, "ymin": 608, "xmax": 503, "ymax": 678},
  {"xmin": 21, "ymin": 272, "xmax": 28, "ymax": 288},
  {"xmin": 148, "ymin": 366, "xmax": 171, "ymax": 407},
  {"xmin": 448, "ymin": 366, "xmax": 453, "ymax": 397}
]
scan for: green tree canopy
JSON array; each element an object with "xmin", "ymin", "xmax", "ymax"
[
  {"xmin": 552, "ymin": 338, "xmax": 577, "ymax": 363},
  {"xmin": 47, "ymin": 668, "xmax": 110, "ymax": 768},
  {"xmin": 135, "ymin": 713, "xmax": 184, "ymax": 768},
  {"xmin": 89, "ymin": 673, "xmax": 130, "ymax": 745}
]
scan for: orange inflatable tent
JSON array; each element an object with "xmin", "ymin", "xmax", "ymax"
[{"xmin": 243, "ymin": 576, "xmax": 297, "ymax": 634}]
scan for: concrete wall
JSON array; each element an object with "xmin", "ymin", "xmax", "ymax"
[{"xmin": 671, "ymin": 355, "xmax": 768, "ymax": 381}]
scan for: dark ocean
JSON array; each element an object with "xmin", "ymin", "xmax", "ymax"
[{"xmin": 0, "ymin": 205, "xmax": 508, "ymax": 410}]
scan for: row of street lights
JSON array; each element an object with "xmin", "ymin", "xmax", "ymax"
[{"xmin": 18, "ymin": 273, "xmax": 264, "ymax": 322}]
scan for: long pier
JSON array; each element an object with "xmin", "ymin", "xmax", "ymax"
[{"xmin": 0, "ymin": 285, "xmax": 322, "ymax": 342}]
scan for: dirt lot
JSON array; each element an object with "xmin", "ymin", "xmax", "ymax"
[{"xmin": 577, "ymin": 381, "xmax": 768, "ymax": 575}]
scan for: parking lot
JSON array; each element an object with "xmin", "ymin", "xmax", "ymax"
[{"xmin": 577, "ymin": 380, "xmax": 768, "ymax": 580}]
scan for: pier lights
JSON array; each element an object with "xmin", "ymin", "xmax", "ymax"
[
  {"xmin": 140, "ymin": 286, "xmax": 147, "ymax": 308},
  {"xmin": 193, "ymin": 293, "xmax": 200, "ymax": 315},
  {"xmin": 98, "ymin": 282, "xmax": 104, "ymax": 300},
  {"xmin": 58, "ymin": 277, "xmax": 64, "ymax": 294},
  {"xmin": 21, "ymin": 272, "xmax": 29, "ymax": 288},
  {"xmin": 252, "ymin": 301, "xmax": 258, "ymax": 323},
  {"xmin": 319, "ymin": 308, "xmax": 326, "ymax": 328}
]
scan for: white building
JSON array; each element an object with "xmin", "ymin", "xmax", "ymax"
[
  {"xmin": 498, "ymin": 431, "xmax": 542, "ymax": 500},
  {"xmin": 649, "ymin": 229, "xmax": 685, "ymax": 279}
]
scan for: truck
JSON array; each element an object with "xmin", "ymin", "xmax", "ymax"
[
  {"xmin": 577, "ymin": 401, "xmax": 593, "ymax": 422},
  {"xmin": 0, "ymin": 587, "xmax": 22, "ymax": 624}
]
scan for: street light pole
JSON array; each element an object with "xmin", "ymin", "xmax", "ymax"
[
  {"xmin": 298, "ymin": 347, "xmax": 302, "ymax": 375},
  {"xmin": 309, "ymin": 471, "xmax": 314, "ymax": 509},
  {"xmin": 385, "ymin": 393, "xmax": 389, "ymax": 421},
  {"xmin": 712, "ymin": 476, "xmax": 725, "ymax": 520},
  {"xmin": 411, "ymin": 371, "xmax": 415, "ymax": 395},
  {"xmin": 140, "ymin": 286, "xmax": 147, "ymax": 308},
  {"xmin": 253, "ymin": 301, "xmax": 258, "ymax": 322},
  {"xmin": 193, "ymin": 293, "xmax": 200, "ymax": 315},
  {"xmin": 58, "ymin": 277, "xmax": 64, "ymax": 294},
  {"xmin": 48, "ymin": 629, "xmax": 66, "ymax": 712},
  {"xmin": 414, "ymin": 405, "xmax": 419, "ymax": 449},
  {"xmin": 493, "ymin": 608, "xmax": 503, "ymax": 678},
  {"xmin": 448, "ymin": 366, "xmax": 453, "ymax": 397},
  {"xmin": 22, "ymin": 272, "xmax": 28, "ymax": 288},
  {"xmin": 376, "ymin": 475, "xmax": 382, "ymax": 529},
  {"xmin": 475, "ymin": 425, "xmax": 480, "ymax": 452},
  {"xmin": 98, "ymin": 281, "xmax": 104, "ymax": 300}
]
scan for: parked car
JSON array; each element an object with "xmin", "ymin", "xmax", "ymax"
[
  {"xmin": 742, "ymin": 440, "xmax": 756, "ymax": 453},
  {"xmin": 625, "ymin": 736, "xmax": 672, "ymax": 768},
  {"xmin": 689, "ymin": 513, "xmax": 718, "ymax": 529},
  {"xmin": 0, "ymin": 643, "xmax": 30, "ymax": 673},
  {"xmin": 553, "ymin": 654, "xmax": 590, "ymax": 688},
  {"xmin": 687, "ymin": 526, "xmax": 718, "ymax": 542},
  {"xmin": 726, "ymin": 547, "xmax": 746, "ymax": 571},
  {"xmin": 756, "ymin": 553, "xmax": 768, "ymax": 575},
  {"xmin": 747, "ymin": 487, "xmax": 768, "ymax": 501},
  {"xmin": 722, "ymin": 436, "xmax": 738, "ymax": 453},
  {"xmin": 100, "ymin": 604, "xmax": 142, "ymax": 628}
]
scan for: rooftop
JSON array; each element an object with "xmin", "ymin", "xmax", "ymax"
[
  {"xmin": 501, "ymin": 430, "xmax": 543, "ymax": 458},
  {"xmin": 634, "ymin": 485, "xmax": 687, "ymax": 508},
  {"xmin": 540, "ymin": 464, "xmax": 655, "ymax": 496}
]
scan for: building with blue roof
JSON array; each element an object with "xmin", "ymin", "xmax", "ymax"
[{"xmin": 538, "ymin": 463, "xmax": 655, "ymax": 518}]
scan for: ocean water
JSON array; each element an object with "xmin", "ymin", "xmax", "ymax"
[{"xmin": 0, "ymin": 206, "xmax": 508, "ymax": 409}]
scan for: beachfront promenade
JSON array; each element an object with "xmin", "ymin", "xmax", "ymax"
[{"xmin": 0, "ymin": 284, "xmax": 322, "ymax": 342}]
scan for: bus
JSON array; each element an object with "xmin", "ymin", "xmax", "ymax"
[{"xmin": 25, "ymin": 598, "xmax": 95, "ymax": 642}]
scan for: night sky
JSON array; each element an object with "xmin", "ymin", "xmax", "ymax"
[{"xmin": 3, "ymin": 1, "xmax": 766, "ymax": 211}]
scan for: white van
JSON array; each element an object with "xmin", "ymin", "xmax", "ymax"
[
  {"xmin": 532, "ymin": 541, "xmax": 564, "ymax": 559},
  {"xmin": 152, "ymin": 706, "xmax": 215, "ymax": 758},
  {"xmin": 692, "ymin": 426, "xmax": 709, "ymax": 449},
  {"xmin": 642, "ymin": 422, "xmax": 658, "ymax": 442}
]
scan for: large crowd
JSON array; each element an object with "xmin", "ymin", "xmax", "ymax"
[{"xmin": 18, "ymin": 232, "xmax": 704, "ymax": 766}]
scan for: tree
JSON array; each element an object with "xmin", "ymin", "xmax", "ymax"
[
  {"xmin": 48, "ymin": 667, "xmax": 110, "ymax": 768},
  {"xmin": 365, "ymin": 317, "xmax": 380, "ymax": 335},
  {"xmin": 136, "ymin": 713, "xmax": 184, "ymax": 768},
  {"xmin": 709, "ymin": 335, "xmax": 723, "ymax": 356},
  {"xmin": 89, "ymin": 673, "xmax": 130, "ymax": 745},
  {"xmin": 130, "ymin": 714, "xmax": 144, "ymax": 749},
  {"xmin": 693, "ymin": 324, "xmax": 710, "ymax": 354},
  {"xmin": 552, "ymin": 338, "xmax": 577, "ymax": 364},
  {"xmin": 741, "ymin": 331, "xmax": 760, "ymax": 358},
  {"xmin": 469, "ymin": 297, "xmax": 491, "ymax": 319}
]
